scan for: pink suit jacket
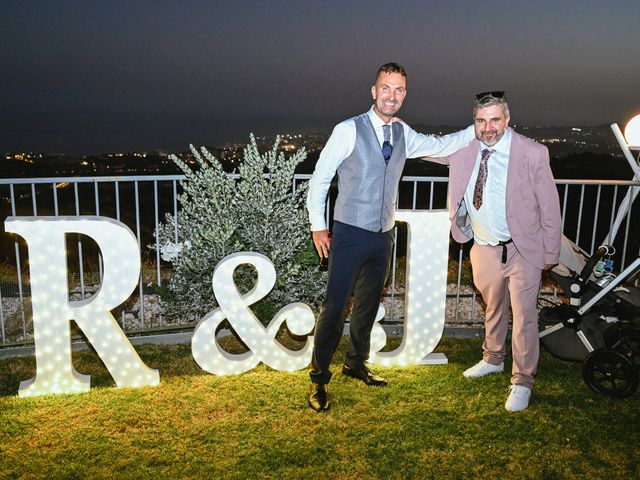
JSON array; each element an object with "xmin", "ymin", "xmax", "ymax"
[{"xmin": 428, "ymin": 129, "xmax": 562, "ymax": 269}]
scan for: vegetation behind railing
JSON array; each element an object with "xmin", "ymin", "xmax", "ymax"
[{"xmin": 1, "ymin": 172, "xmax": 638, "ymax": 346}]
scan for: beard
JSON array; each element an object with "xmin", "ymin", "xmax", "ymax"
[{"xmin": 478, "ymin": 130, "xmax": 505, "ymax": 147}]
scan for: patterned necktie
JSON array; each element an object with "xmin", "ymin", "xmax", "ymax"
[
  {"xmin": 472, "ymin": 148, "xmax": 494, "ymax": 210},
  {"xmin": 382, "ymin": 124, "xmax": 393, "ymax": 164}
]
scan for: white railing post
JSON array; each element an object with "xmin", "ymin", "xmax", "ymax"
[{"xmin": 0, "ymin": 175, "xmax": 638, "ymax": 345}]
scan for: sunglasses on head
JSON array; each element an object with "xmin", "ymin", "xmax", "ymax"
[{"xmin": 475, "ymin": 91, "xmax": 506, "ymax": 102}]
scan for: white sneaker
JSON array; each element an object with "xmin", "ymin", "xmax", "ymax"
[
  {"xmin": 462, "ymin": 360, "xmax": 504, "ymax": 378},
  {"xmin": 505, "ymin": 385, "xmax": 531, "ymax": 412}
]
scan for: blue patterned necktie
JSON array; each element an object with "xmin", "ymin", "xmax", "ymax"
[
  {"xmin": 472, "ymin": 148, "xmax": 494, "ymax": 209},
  {"xmin": 382, "ymin": 124, "xmax": 393, "ymax": 164}
]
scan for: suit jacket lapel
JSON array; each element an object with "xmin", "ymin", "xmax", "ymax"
[
  {"xmin": 461, "ymin": 139, "xmax": 480, "ymax": 186},
  {"xmin": 506, "ymin": 129, "xmax": 523, "ymax": 203}
]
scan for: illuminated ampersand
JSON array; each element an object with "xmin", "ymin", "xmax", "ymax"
[{"xmin": 191, "ymin": 252, "xmax": 316, "ymax": 375}]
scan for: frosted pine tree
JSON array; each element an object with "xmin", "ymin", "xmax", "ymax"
[{"xmin": 153, "ymin": 135, "xmax": 326, "ymax": 323}]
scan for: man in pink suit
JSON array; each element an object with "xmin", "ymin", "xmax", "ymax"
[{"xmin": 427, "ymin": 92, "xmax": 562, "ymax": 411}]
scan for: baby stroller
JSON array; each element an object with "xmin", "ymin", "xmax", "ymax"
[{"xmin": 538, "ymin": 244, "xmax": 640, "ymax": 398}]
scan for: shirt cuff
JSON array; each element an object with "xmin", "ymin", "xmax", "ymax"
[{"xmin": 309, "ymin": 212, "xmax": 327, "ymax": 231}]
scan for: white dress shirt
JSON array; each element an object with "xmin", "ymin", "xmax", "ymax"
[
  {"xmin": 307, "ymin": 107, "xmax": 475, "ymax": 231},
  {"xmin": 463, "ymin": 128, "xmax": 512, "ymax": 245}
]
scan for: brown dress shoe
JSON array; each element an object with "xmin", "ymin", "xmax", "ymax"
[
  {"xmin": 342, "ymin": 364, "xmax": 388, "ymax": 386},
  {"xmin": 309, "ymin": 383, "xmax": 330, "ymax": 412}
]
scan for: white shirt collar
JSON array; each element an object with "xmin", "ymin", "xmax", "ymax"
[
  {"xmin": 367, "ymin": 106, "xmax": 390, "ymax": 128},
  {"xmin": 480, "ymin": 127, "xmax": 511, "ymax": 155}
]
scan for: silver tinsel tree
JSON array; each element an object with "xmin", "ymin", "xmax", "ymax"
[{"xmin": 153, "ymin": 135, "xmax": 326, "ymax": 324}]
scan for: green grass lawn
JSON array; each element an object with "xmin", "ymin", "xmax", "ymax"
[{"xmin": 0, "ymin": 337, "xmax": 638, "ymax": 480}]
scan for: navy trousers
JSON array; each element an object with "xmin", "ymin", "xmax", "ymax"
[{"xmin": 310, "ymin": 221, "xmax": 394, "ymax": 384}]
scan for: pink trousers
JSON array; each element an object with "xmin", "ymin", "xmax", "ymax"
[{"xmin": 470, "ymin": 241, "xmax": 542, "ymax": 389}]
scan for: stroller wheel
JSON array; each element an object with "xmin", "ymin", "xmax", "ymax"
[
  {"xmin": 619, "ymin": 328, "xmax": 640, "ymax": 368},
  {"xmin": 582, "ymin": 349, "xmax": 639, "ymax": 398}
]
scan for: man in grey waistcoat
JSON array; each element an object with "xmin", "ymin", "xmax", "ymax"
[{"xmin": 306, "ymin": 63, "xmax": 475, "ymax": 412}]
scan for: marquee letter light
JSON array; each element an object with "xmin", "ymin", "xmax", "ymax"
[
  {"xmin": 370, "ymin": 210, "xmax": 451, "ymax": 366},
  {"xmin": 192, "ymin": 252, "xmax": 315, "ymax": 375},
  {"xmin": 5, "ymin": 216, "xmax": 160, "ymax": 397}
]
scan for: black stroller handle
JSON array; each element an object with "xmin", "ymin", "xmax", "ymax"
[{"xmin": 576, "ymin": 245, "xmax": 614, "ymax": 287}]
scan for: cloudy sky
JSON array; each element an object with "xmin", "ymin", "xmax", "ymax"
[{"xmin": 2, "ymin": 0, "xmax": 639, "ymax": 153}]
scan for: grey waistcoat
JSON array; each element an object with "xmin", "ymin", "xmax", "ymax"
[{"xmin": 333, "ymin": 113, "xmax": 407, "ymax": 233}]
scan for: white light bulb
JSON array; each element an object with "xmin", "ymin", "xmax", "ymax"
[{"xmin": 624, "ymin": 114, "xmax": 640, "ymax": 149}]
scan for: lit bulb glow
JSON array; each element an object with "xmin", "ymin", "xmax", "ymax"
[
  {"xmin": 191, "ymin": 252, "xmax": 315, "ymax": 375},
  {"xmin": 369, "ymin": 210, "xmax": 450, "ymax": 366},
  {"xmin": 624, "ymin": 114, "xmax": 640, "ymax": 149},
  {"xmin": 6, "ymin": 208, "xmax": 455, "ymax": 393},
  {"xmin": 5, "ymin": 216, "xmax": 160, "ymax": 397}
]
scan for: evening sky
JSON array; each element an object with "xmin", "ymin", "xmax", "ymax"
[{"xmin": 1, "ymin": 0, "xmax": 639, "ymax": 154}]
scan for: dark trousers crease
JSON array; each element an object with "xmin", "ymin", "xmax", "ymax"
[{"xmin": 310, "ymin": 221, "xmax": 394, "ymax": 384}]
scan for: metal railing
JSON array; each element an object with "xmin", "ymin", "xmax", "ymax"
[{"xmin": 0, "ymin": 174, "xmax": 638, "ymax": 347}]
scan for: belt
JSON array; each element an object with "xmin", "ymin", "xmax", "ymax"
[{"xmin": 497, "ymin": 239, "xmax": 513, "ymax": 264}]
